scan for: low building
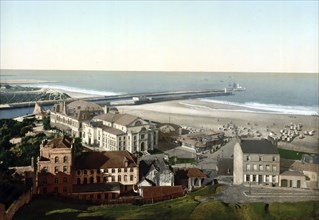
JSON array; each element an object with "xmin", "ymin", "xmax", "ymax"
[
  {"xmin": 216, "ymin": 158, "xmax": 233, "ymax": 184},
  {"xmin": 177, "ymin": 131, "xmax": 224, "ymax": 153},
  {"xmin": 157, "ymin": 123, "xmax": 182, "ymax": 141},
  {"xmin": 174, "ymin": 167, "xmax": 207, "ymax": 191},
  {"xmin": 82, "ymin": 113, "xmax": 158, "ymax": 153},
  {"xmin": 279, "ymin": 171, "xmax": 307, "ymax": 188},
  {"xmin": 138, "ymin": 157, "xmax": 174, "ymax": 191},
  {"xmin": 139, "ymin": 186, "xmax": 183, "ymax": 203},
  {"xmin": 37, "ymin": 136, "xmax": 74, "ymax": 195},
  {"xmin": 50, "ymin": 100, "xmax": 104, "ymax": 137},
  {"xmin": 281, "ymin": 158, "xmax": 319, "ymax": 189},
  {"xmin": 233, "ymin": 139, "xmax": 280, "ymax": 186}
]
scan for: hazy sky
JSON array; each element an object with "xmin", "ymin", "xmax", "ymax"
[{"xmin": 1, "ymin": 1, "xmax": 318, "ymax": 73}]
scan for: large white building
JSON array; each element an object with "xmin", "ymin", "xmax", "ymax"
[
  {"xmin": 82, "ymin": 113, "xmax": 158, "ymax": 153},
  {"xmin": 50, "ymin": 100, "xmax": 104, "ymax": 137},
  {"xmin": 233, "ymin": 139, "xmax": 280, "ymax": 186}
]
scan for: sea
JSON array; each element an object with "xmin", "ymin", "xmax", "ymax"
[{"xmin": 0, "ymin": 69, "xmax": 318, "ymax": 119}]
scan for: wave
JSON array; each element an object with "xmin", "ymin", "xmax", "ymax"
[
  {"xmin": 24, "ymin": 84, "xmax": 121, "ymax": 97},
  {"xmin": 199, "ymin": 99, "xmax": 319, "ymax": 116}
]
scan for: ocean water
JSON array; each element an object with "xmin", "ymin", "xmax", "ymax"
[{"xmin": 0, "ymin": 70, "xmax": 318, "ymax": 118}]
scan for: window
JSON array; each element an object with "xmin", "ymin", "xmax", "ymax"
[
  {"xmin": 54, "ymin": 178, "xmax": 58, "ymax": 184},
  {"xmin": 63, "ymin": 177, "xmax": 67, "ymax": 183},
  {"xmin": 273, "ymin": 156, "xmax": 277, "ymax": 161},
  {"xmin": 246, "ymin": 175, "xmax": 250, "ymax": 182},
  {"xmin": 90, "ymin": 170, "xmax": 94, "ymax": 174},
  {"xmin": 265, "ymin": 175, "xmax": 270, "ymax": 182},
  {"xmin": 55, "ymin": 156, "xmax": 59, "ymax": 163},
  {"xmin": 141, "ymin": 134, "xmax": 145, "ymax": 139},
  {"xmin": 124, "ymin": 161, "xmax": 128, "ymax": 168},
  {"xmin": 55, "ymin": 166, "xmax": 59, "ymax": 173},
  {"xmin": 83, "ymin": 177, "xmax": 87, "ymax": 184},
  {"xmin": 253, "ymin": 175, "xmax": 256, "ymax": 182},
  {"xmin": 77, "ymin": 170, "xmax": 81, "ymax": 175},
  {"xmin": 63, "ymin": 166, "xmax": 67, "ymax": 173},
  {"xmin": 259, "ymin": 156, "xmax": 263, "ymax": 161},
  {"xmin": 130, "ymin": 175, "xmax": 133, "ymax": 181},
  {"xmin": 84, "ymin": 170, "xmax": 87, "ymax": 175},
  {"xmin": 103, "ymin": 176, "xmax": 107, "ymax": 183},
  {"xmin": 124, "ymin": 175, "xmax": 128, "ymax": 182},
  {"xmin": 118, "ymin": 168, "xmax": 121, "ymax": 172},
  {"xmin": 246, "ymin": 156, "xmax": 250, "ymax": 161},
  {"xmin": 130, "ymin": 168, "xmax": 133, "ymax": 172},
  {"xmin": 118, "ymin": 175, "xmax": 121, "ymax": 181},
  {"xmin": 97, "ymin": 176, "xmax": 101, "ymax": 183},
  {"xmin": 253, "ymin": 164, "xmax": 257, "ymax": 171},
  {"xmin": 90, "ymin": 177, "xmax": 94, "ymax": 183},
  {"xmin": 259, "ymin": 165, "xmax": 263, "ymax": 171},
  {"xmin": 77, "ymin": 178, "xmax": 81, "ymax": 184},
  {"xmin": 246, "ymin": 164, "xmax": 251, "ymax": 171},
  {"xmin": 272, "ymin": 165, "xmax": 277, "ymax": 171},
  {"xmin": 266, "ymin": 165, "xmax": 270, "ymax": 171},
  {"xmin": 112, "ymin": 168, "xmax": 115, "ymax": 173},
  {"xmin": 63, "ymin": 156, "xmax": 68, "ymax": 163},
  {"xmin": 112, "ymin": 176, "xmax": 115, "ymax": 182},
  {"xmin": 124, "ymin": 168, "xmax": 127, "ymax": 172}
]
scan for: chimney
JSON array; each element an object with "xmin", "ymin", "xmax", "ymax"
[{"xmin": 103, "ymin": 105, "xmax": 109, "ymax": 114}]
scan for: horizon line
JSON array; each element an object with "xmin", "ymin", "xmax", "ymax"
[{"xmin": 0, "ymin": 68, "xmax": 318, "ymax": 74}]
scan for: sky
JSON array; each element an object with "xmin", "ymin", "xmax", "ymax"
[{"xmin": 0, "ymin": 1, "xmax": 318, "ymax": 73}]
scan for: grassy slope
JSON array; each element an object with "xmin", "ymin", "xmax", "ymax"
[{"xmin": 13, "ymin": 186, "xmax": 319, "ymax": 220}]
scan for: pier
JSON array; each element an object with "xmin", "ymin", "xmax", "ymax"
[{"xmin": 0, "ymin": 89, "xmax": 233, "ymax": 109}]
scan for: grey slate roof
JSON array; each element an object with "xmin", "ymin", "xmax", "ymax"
[
  {"xmin": 93, "ymin": 113, "xmax": 139, "ymax": 126},
  {"xmin": 240, "ymin": 139, "xmax": 278, "ymax": 154}
]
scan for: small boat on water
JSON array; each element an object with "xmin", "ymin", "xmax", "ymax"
[{"xmin": 228, "ymin": 83, "xmax": 246, "ymax": 91}]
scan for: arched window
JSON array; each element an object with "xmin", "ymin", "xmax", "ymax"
[
  {"xmin": 55, "ymin": 156, "xmax": 59, "ymax": 163},
  {"xmin": 111, "ymin": 168, "xmax": 115, "ymax": 173},
  {"xmin": 54, "ymin": 166, "xmax": 59, "ymax": 173},
  {"xmin": 63, "ymin": 156, "xmax": 68, "ymax": 163}
]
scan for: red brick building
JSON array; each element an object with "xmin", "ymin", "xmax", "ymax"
[
  {"xmin": 37, "ymin": 136, "xmax": 73, "ymax": 195},
  {"xmin": 71, "ymin": 151, "xmax": 139, "ymax": 203}
]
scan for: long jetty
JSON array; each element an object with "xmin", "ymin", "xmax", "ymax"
[{"xmin": 0, "ymin": 89, "xmax": 233, "ymax": 109}]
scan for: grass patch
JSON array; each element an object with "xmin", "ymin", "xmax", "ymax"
[
  {"xmin": 277, "ymin": 148, "xmax": 318, "ymax": 160},
  {"xmin": 13, "ymin": 195, "xmax": 319, "ymax": 220},
  {"xmin": 169, "ymin": 157, "xmax": 196, "ymax": 165}
]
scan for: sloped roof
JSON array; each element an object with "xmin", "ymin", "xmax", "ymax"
[
  {"xmin": 240, "ymin": 139, "xmax": 278, "ymax": 154},
  {"xmin": 187, "ymin": 168, "xmax": 207, "ymax": 178},
  {"xmin": 93, "ymin": 113, "xmax": 140, "ymax": 126},
  {"xmin": 280, "ymin": 170, "xmax": 305, "ymax": 177},
  {"xmin": 45, "ymin": 136, "xmax": 73, "ymax": 149},
  {"xmin": 67, "ymin": 100, "xmax": 102, "ymax": 111},
  {"xmin": 115, "ymin": 114, "xmax": 139, "ymax": 126},
  {"xmin": 75, "ymin": 151, "xmax": 138, "ymax": 170}
]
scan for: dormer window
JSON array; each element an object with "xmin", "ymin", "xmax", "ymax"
[
  {"xmin": 273, "ymin": 156, "xmax": 277, "ymax": 161},
  {"xmin": 259, "ymin": 156, "xmax": 263, "ymax": 161},
  {"xmin": 246, "ymin": 156, "xmax": 250, "ymax": 161},
  {"xmin": 124, "ymin": 161, "xmax": 128, "ymax": 167}
]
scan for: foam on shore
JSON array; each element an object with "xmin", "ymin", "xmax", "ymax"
[{"xmin": 199, "ymin": 98, "xmax": 319, "ymax": 116}]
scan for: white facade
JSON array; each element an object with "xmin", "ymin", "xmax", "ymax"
[{"xmin": 82, "ymin": 113, "xmax": 158, "ymax": 153}]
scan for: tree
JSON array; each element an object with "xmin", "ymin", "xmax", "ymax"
[{"xmin": 43, "ymin": 116, "xmax": 51, "ymax": 130}]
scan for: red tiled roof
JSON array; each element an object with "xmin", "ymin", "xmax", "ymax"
[
  {"xmin": 187, "ymin": 168, "xmax": 207, "ymax": 178},
  {"xmin": 75, "ymin": 151, "xmax": 138, "ymax": 170},
  {"xmin": 46, "ymin": 136, "xmax": 73, "ymax": 149}
]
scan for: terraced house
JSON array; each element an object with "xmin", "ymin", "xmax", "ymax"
[
  {"xmin": 82, "ymin": 113, "xmax": 158, "ymax": 153},
  {"xmin": 233, "ymin": 139, "xmax": 280, "ymax": 186}
]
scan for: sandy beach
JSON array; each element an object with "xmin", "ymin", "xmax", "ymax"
[{"xmin": 117, "ymin": 99, "xmax": 319, "ymax": 154}]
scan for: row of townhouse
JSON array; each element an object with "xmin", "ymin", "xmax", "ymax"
[
  {"xmin": 50, "ymin": 100, "xmax": 158, "ymax": 153},
  {"xmin": 36, "ymin": 136, "xmax": 207, "ymax": 204}
]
